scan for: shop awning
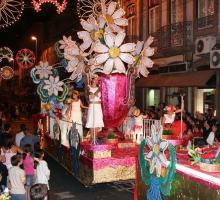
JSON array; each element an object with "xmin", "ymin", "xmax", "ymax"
[{"xmin": 136, "ymin": 70, "xmax": 215, "ymax": 87}]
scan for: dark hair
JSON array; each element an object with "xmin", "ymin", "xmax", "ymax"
[
  {"xmin": 30, "ymin": 184, "xmax": 48, "ymax": 200},
  {"xmin": 24, "ymin": 128, "xmax": 30, "ymax": 135},
  {"xmin": 11, "ymin": 154, "xmax": 22, "ymax": 166},
  {"xmin": 3, "ymin": 134, "xmax": 14, "ymax": 150},
  {"xmin": 3, "ymin": 123, "xmax": 11, "ymax": 131},
  {"xmin": 35, "ymin": 149, "xmax": 44, "ymax": 159},
  {"xmin": 23, "ymin": 144, "xmax": 33, "ymax": 160},
  {"xmin": 20, "ymin": 124, "xmax": 26, "ymax": 132}
]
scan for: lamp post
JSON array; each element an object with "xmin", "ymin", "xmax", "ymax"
[
  {"xmin": 31, "ymin": 36, "xmax": 37, "ymax": 62},
  {"xmin": 10, "ymin": 58, "xmax": 14, "ymax": 93}
]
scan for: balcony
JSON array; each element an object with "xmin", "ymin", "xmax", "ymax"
[
  {"xmin": 157, "ymin": 21, "xmax": 192, "ymax": 49},
  {"xmin": 197, "ymin": 15, "xmax": 214, "ymax": 30}
]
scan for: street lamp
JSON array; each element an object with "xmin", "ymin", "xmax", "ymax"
[{"xmin": 31, "ymin": 36, "xmax": 37, "ymax": 62}]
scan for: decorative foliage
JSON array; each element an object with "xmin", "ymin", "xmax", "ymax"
[
  {"xmin": 16, "ymin": 48, "xmax": 36, "ymax": 69},
  {"xmin": 0, "ymin": 66, "xmax": 14, "ymax": 79},
  {"xmin": 0, "ymin": 0, "xmax": 24, "ymax": 28},
  {"xmin": 32, "ymin": 0, "xmax": 67, "ymax": 14},
  {"xmin": 0, "ymin": 47, "xmax": 13, "ymax": 62}
]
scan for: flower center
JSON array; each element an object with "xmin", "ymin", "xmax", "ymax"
[
  {"xmin": 134, "ymin": 55, "xmax": 141, "ymax": 64},
  {"xmin": 51, "ymin": 83, "xmax": 56, "ymax": 88},
  {"xmin": 98, "ymin": 29, "xmax": 104, "ymax": 39},
  {"xmin": 90, "ymin": 30, "xmax": 96, "ymax": 41},
  {"xmin": 109, "ymin": 47, "xmax": 120, "ymax": 58},
  {"xmin": 106, "ymin": 15, "xmax": 113, "ymax": 24},
  {"xmin": 153, "ymin": 144, "xmax": 159, "ymax": 155},
  {"xmin": 24, "ymin": 56, "xmax": 28, "ymax": 61},
  {"xmin": 77, "ymin": 55, "xmax": 83, "ymax": 61}
]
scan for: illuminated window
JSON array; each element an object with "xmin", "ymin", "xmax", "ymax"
[
  {"xmin": 171, "ymin": 0, "xmax": 183, "ymax": 23},
  {"xmin": 198, "ymin": 0, "xmax": 214, "ymax": 18},
  {"xmin": 149, "ymin": 6, "xmax": 159, "ymax": 33}
]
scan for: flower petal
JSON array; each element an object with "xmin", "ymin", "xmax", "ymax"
[
  {"xmin": 155, "ymin": 158, "xmax": 161, "ymax": 177},
  {"xmin": 68, "ymin": 58, "xmax": 79, "ymax": 68},
  {"xmin": 151, "ymin": 125, "xmax": 158, "ymax": 144},
  {"xmin": 48, "ymin": 88, "xmax": 54, "ymax": 96},
  {"xmin": 66, "ymin": 47, "xmax": 80, "ymax": 56},
  {"xmin": 143, "ymin": 47, "xmax": 154, "ymax": 57},
  {"xmin": 43, "ymin": 85, "xmax": 51, "ymax": 90},
  {"xmin": 43, "ymin": 72, "xmax": 49, "ymax": 79},
  {"xmin": 80, "ymin": 39, "xmax": 92, "ymax": 51},
  {"xmin": 142, "ymin": 57, "xmax": 154, "ymax": 68},
  {"xmin": 144, "ymin": 150, "xmax": 153, "ymax": 160},
  {"xmin": 119, "ymin": 43, "xmax": 135, "ymax": 52},
  {"xmin": 89, "ymin": 15, "xmax": 98, "ymax": 30},
  {"xmin": 77, "ymin": 31, "xmax": 90, "ymax": 40},
  {"xmin": 94, "ymin": 54, "xmax": 109, "ymax": 65},
  {"xmin": 107, "ymin": 2, "xmax": 117, "ymax": 16},
  {"xmin": 114, "ymin": 18, "xmax": 128, "ymax": 26},
  {"xmin": 115, "ymin": 32, "xmax": 125, "ymax": 47},
  {"xmin": 54, "ymin": 76, "xmax": 59, "ymax": 83},
  {"xmin": 104, "ymin": 32, "xmax": 114, "ymax": 48},
  {"xmin": 80, "ymin": 19, "xmax": 93, "ymax": 32},
  {"xmin": 158, "ymin": 153, "xmax": 167, "ymax": 166},
  {"xmin": 49, "ymin": 76, "xmax": 54, "ymax": 83},
  {"xmin": 136, "ymin": 41, "xmax": 144, "ymax": 55},
  {"xmin": 114, "ymin": 57, "xmax": 125, "ymax": 73},
  {"xmin": 137, "ymin": 63, "xmax": 150, "ymax": 77},
  {"xmin": 146, "ymin": 137, "xmax": 154, "ymax": 148},
  {"xmin": 53, "ymin": 88, "xmax": 58, "ymax": 96},
  {"xmin": 110, "ymin": 24, "xmax": 123, "ymax": 32},
  {"xmin": 57, "ymin": 86, "xmax": 64, "ymax": 91},
  {"xmin": 103, "ymin": 58, "xmax": 114, "ymax": 74},
  {"xmin": 119, "ymin": 53, "xmax": 134, "ymax": 64},
  {"xmin": 44, "ymin": 80, "xmax": 51, "ymax": 85},
  {"xmin": 112, "ymin": 8, "xmax": 125, "ymax": 19},
  {"xmin": 144, "ymin": 36, "xmax": 154, "ymax": 48},
  {"xmin": 57, "ymin": 81, "xmax": 64, "ymax": 86},
  {"xmin": 159, "ymin": 140, "xmax": 168, "ymax": 151},
  {"xmin": 99, "ymin": 17, "xmax": 106, "ymax": 29},
  {"xmin": 95, "ymin": 43, "xmax": 109, "ymax": 53},
  {"xmin": 149, "ymin": 156, "xmax": 157, "ymax": 174}
]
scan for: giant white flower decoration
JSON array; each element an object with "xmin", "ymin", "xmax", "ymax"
[
  {"xmin": 64, "ymin": 45, "xmax": 89, "ymax": 81},
  {"xmin": 59, "ymin": 36, "xmax": 78, "ymax": 51},
  {"xmin": 144, "ymin": 125, "xmax": 168, "ymax": 177},
  {"xmin": 132, "ymin": 37, "xmax": 154, "ymax": 77},
  {"xmin": 35, "ymin": 61, "xmax": 53, "ymax": 79},
  {"xmin": 77, "ymin": 15, "xmax": 99, "ymax": 51},
  {"xmin": 94, "ymin": 32, "xmax": 135, "ymax": 74},
  {"xmin": 101, "ymin": 2, "xmax": 128, "ymax": 32},
  {"xmin": 43, "ymin": 76, "xmax": 64, "ymax": 96}
]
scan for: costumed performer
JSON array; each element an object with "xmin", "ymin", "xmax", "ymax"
[
  {"xmin": 161, "ymin": 99, "xmax": 184, "ymax": 129},
  {"xmin": 85, "ymin": 74, "xmax": 104, "ymax": 140},
  {"xmin": 131, "ymin": 108, "xmax": 147, "ymax": 144},
  {"xmin": 124, "ymin": 99, "xmax": 137, "ymax": 137},
  {"xmin": 66, "ymin": 90, "xmax": 88, "ymax": 140}
]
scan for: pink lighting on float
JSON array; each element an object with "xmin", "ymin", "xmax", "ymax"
[{"xmin": 31, "ymin": 0, "xmax": 67, "ymax": 14}]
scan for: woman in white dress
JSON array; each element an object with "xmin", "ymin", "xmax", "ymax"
[
  {"xmin": 86, "ymin": 74, "xmax": 104, "ymax": 140},
  {"xmin": 66, "ymin": 90, "xmax": 88, "ymax": 139},
  {"xmin": 161, "ymin": 99, "xmax": 184, "ymax": 128}
]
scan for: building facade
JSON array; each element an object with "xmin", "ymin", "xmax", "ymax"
[{"xmin": 122, "ymin": 0, "xmax": 219, "ymax": 121}]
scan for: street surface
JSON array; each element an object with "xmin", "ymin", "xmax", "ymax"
[{"xmin": 3, "ymin": 113, "xmax": 134, "ymax": 200}]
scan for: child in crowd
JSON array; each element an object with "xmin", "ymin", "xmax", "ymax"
[
  {"xmin": 9, "ymin": 154, "xmax": 26, "ymax": 200},
  {"xmin": 23, "ymin": 144, "xmax": 35, "ymax": 200},
  {"xmin": 34, "ymin": 149, "xmax": 50, "ymax": 190}
]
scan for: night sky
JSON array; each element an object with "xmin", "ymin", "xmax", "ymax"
[{"xmin": 0, "ymin": 0, "xmax": 77, "ymax": 51}]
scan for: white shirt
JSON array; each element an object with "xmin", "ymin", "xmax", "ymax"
[
  {"xmin": 15, "ymin": 131, "xmax": 25, "ymax": 146},
  {"xmin": 206, "ymin": 131, "xmax": 215, "ymax": 145}
]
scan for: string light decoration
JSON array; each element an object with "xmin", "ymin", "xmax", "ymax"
[
  {"xmin": 77, "ymin": 0, "xmax": 112, "ymax": 20},
  {"xmin": 32, "ymin": 0, "xmax": 67, "ymax": 14},
  {"xmin": 16, "ymin": 48, "xmax": 36, "ymax": 69},
  {"xmin": 0, "ymin": 66, "xmax": 14, "ymax": 79},
  {"xmin": 0, "ymin": 47, "xmax": 13, "ymax": 62},
  {"xmin": 0, "ymin": 0, "xmax": 24, "ymax": 28}
]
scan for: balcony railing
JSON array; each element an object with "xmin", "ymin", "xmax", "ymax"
[
  {"xmin": 157, "ymin": 21, "xmax": 192, "ymax": 49},
  {"xmin": 197, "ymin": 15, "xmax": 214, "ymax": 30}
]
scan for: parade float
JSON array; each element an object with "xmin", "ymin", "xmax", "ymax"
[{"xmin": 30, "ymin": 0, "xmax": 154, "ymax": 186}]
